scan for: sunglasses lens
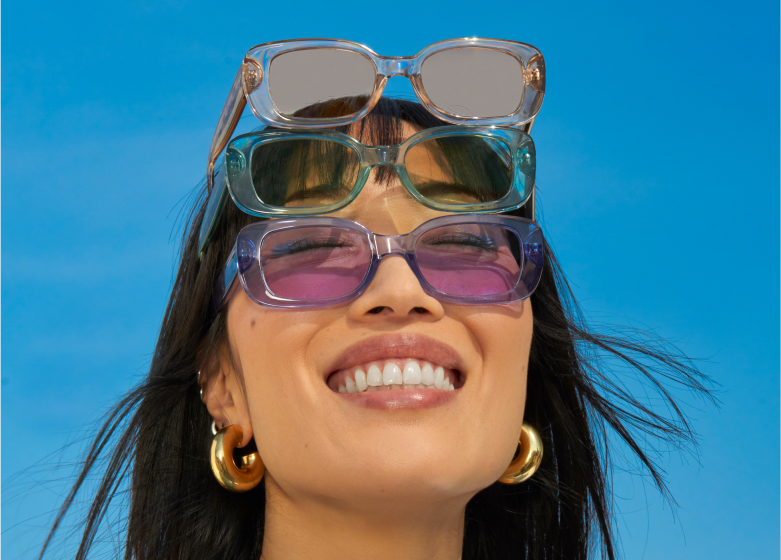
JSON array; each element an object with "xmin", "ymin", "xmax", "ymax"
[
  {"xmin": 250, "ymin": 139, "xmax": 361, "ymax": 209},
  {"xmin": 268, "ymin": 49, "xmax": 375, "ymax": 118},
  {"xmin": 421, "ymin": 48, "xmax": 525, "ymax": 118},
  {"xmin": 260, "ymin": 227, "xmax": 370, "ymax": 300},
  {"xmin": 416, "ymin": 224, "xmax": 523, "ymax": 296},
  {"xmin": 405, "ymin": 135, "xmax": 526, "ymax": 206}
]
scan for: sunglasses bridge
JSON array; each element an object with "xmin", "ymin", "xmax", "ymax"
[
  {"xmin": 363, "ymin": 145, "xmax": 401, "ymax": 166},
  {"xmin": 373, "ymin": 233, "xmax": 413, "ymax": 259},
  {"xmin": 378, "ymin": 58, "xmax": 414, "ymax": 77}
]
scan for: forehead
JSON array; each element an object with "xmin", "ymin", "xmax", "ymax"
[{"xmin": 326, "ymin": 121, "xmax": 450, "ymax": 233}]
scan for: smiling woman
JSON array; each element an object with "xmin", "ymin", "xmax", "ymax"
[{"xmin": 41, "ymin": 98, "xmax": 709, "ymax": 560}]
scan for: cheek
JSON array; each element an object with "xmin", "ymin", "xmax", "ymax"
[
  {"xmin": 230, "ymin": 305, "xmax": 310, "ymax": 386},
  {"xmin": 227, "ymin": 297, "xmax": 334, "ymax": 458},
  {"xmin": 455, "ymin": 301, "xmax": 533, "ymax": 475},
  {"xmin": 464, "ymin": 300, "xmax": 532, "ymax": 390}
]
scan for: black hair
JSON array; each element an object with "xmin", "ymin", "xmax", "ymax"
[{"xmin": 40, "ymin": 97, "xmax": 710, "ymax": 560}]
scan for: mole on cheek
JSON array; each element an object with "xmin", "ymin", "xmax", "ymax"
[{"xmin": 250, "ymin": 319, "xmax": 256, "ymax": 328}]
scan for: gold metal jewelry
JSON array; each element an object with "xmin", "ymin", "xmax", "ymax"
[
  {"xmin": 210, "ymin": 425, "xmax": 264, "ymax": 492},
  {"xmin": 498, "ymin": 422, "xmax": 543, "ymax": 485}
]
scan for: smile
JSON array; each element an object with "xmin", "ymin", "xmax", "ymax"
[
  {"xmin": 327, "ymin": 358, "xmax": 460, "ymax": 393},
  {"xmin": 324, "ymin": 334, "xmax": 466, "ymax": 409}
]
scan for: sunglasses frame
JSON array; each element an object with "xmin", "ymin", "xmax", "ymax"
[
  {"xmin": 214, "ymin": 214, "xmax": 545, "ymax": 310},
  {"xmin": 205, "ymin": 37, "xmax": 545, "ymax": 192},
  {"xmin": 198, "ymin": 126, "xmax": 536, "ymax": 260},
  {"xmin": 229, "ymin": 125, "xmax": 535, "ymax": 214}
]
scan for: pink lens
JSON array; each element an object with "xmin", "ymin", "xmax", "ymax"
[
  {"xmin": 416, "ymin": 224, "xmax": 521, "ymax": 296},
  {"xmin": 260, "ymin": 227, "xmax": 371, "ymax": 300}
]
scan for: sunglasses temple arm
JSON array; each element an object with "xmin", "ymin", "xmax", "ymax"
[
  {"xmin": 197, "ymin": 162, "xmax": 230, "ymax": 261},
  {"xmin": 212, "ymin": 247, "xmax": 239, "ymax": 313},
  {"xmin": 521, "ymin": 118, "xmax": 535, "ymax": 221},
  {"xmin": 207, "ymin": 66, "xmax": 247, "ymax": 192}
]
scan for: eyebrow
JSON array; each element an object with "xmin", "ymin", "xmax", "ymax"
[
  {"xmin": 284, "ymin": 184, "xmax": 353, "ymax": 204},
  {"xmin": 413, "ymin": 180, "xmax": 486, "ymax": 201}
]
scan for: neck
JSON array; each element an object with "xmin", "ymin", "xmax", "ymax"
[{"xmin": 259, "ymin": 475, "xmax": 468, "ymax": 560}]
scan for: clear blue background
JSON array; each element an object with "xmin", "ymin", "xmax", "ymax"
[{"xmin": 2, "ymin": 1, "xmax": 778, "ymax": 557}]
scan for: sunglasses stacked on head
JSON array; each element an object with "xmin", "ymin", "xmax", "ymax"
[{"xmin": 199, "ymin": 38, "xmax": 548, "ymax": 309}]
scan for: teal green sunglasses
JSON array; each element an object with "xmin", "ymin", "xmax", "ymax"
[{"xmin": 199, "ymin": 125, "xmax": 536, "ymax": 259}]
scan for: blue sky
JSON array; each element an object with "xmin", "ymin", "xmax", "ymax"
[{"xmin": 2, "ymin": 0, "xmax": 778, "ymax": 557}]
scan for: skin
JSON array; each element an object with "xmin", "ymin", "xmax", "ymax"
[{"xmin": 203, "ymin": 123, "xmax": 534, "ymax": 560}]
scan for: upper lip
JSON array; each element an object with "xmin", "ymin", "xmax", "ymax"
[{"xmin": 325, "ymin": 333, "xmax": 465, "ymax": 378}]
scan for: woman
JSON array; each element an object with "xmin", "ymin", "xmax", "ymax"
[{"xmin": 42, "ymin": 98, "xmax": 708, "ymax": 560}]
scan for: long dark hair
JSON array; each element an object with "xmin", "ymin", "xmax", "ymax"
[{"xmin": 40, "ymin": 98, "xmax": 710, "ymax": 560}]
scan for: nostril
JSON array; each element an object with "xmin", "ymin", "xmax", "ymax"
[
  {"xmin": 413, "ymin": 307, "xmax": 428, "ymax": 315},
  {"xmin": 368, "ymin": 306, "xmax": 385, "ymax": 314}
]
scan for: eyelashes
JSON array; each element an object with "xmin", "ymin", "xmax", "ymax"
[
  {"xmin": 421, "ymin": 232, "xmax": 498, "ymax": 251},
  {"xmin": 269, "ymin": 237, "xmax": 354, "ymax": 258}
]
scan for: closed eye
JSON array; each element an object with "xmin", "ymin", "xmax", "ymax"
[
  {"xmin": 422, "ymin": 232, "xmax": 498, "ymax": 251},
  {"xmin": 270, "ymin": 238, "xmax": 353, "ymax": 257}
]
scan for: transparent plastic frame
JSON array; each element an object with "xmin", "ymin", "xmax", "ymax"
[
  {"xmin": 227, "ymin": 126, "xmax": 535, "ymax": 215},
  {"xmin": 214, "ymin": 214, "xmax": 545, "ymax": 310},
  {"xmin": 206, "ymin": 37, "xmax": 545, "ymax": 191},
  {"xmin": 198, "ymin": 126, "xmax": 536, "ymax": 260}
]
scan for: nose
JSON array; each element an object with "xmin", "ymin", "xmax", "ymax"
[{"xmin": 346, "ymin": 255, "xmax": 445, "ymax": 322}]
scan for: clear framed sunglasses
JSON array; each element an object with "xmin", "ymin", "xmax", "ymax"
[
  {"xmin": 214, "ymin": 214, "xmax": 545, "ymax": 310},
  {"xmin": 198, "ymin": 125, "xmax": 536, "ymax": 259},
  {"xmin": 205, "ymin": 37, "xmax": 545, "ymax": 191}
]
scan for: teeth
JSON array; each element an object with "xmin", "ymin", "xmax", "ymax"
[
  {"xmin": 355, "ymin": 368, "xmax": 368, "ymax": 392},
  {"xmin": 332, "ymin": 359, "xmax": 460, "ymax": 394},
  {"xmin": 367, "ymin": 364, "xmax": 383, "ymax": 387},
  {"xmin": 383, "ymin": 363, "xmax": 403, "ymax": 385},
  {"xmin": 434, "ymin": 367, "xmax": 445, "ymax": 389},
  {"xmin": 402, "ymin": 360, "xmax": 422, "ymax": 384},
  {"xmin": 421, "ymin": 363, "xmax": 435, "ymax": 385}
]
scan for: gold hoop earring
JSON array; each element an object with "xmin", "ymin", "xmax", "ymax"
[
  {"xmin": 498, "ymin": 422, "xmax": 543, "ymax": 485},
  {"xmin": 210, "ymin": 425, "xmax": 264, "ymax": 492}
]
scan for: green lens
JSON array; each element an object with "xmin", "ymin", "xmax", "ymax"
[
  {"xmin": 250, "ymin": 138, "xmax": 360, "ymax": 209},
  {"xmin": 405, "ymin": 135, "xmax": 514, "ymax": 206}
]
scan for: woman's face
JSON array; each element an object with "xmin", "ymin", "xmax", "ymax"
[{"xmin": 210, "ymin": 122, "xmax": 534, "ymax": 512}]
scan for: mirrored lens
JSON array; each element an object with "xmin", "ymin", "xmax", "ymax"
[
  {"xmin": 405, "ymin": 135, "xmax": 514, "ymax": 205},
  {"xmin": 269, "ymin": 49, "xmax": 375, "ymax": 117},
  {"xmin": 250, "ymin": 139, "xmax": 360, "ymax": 209},
  {"xmin": 416, "ymin": 224, "xmax": 521, "ymax": 296},
  {"xmin": 260, "ymin": 227, "xmax": 371, "ymax": 300},
  {"xmin": 421, "ymin": 48, "xmax": 524, "ymax": 118}
]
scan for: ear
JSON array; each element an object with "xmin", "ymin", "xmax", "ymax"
[{"xmin": 201, "ymin": 348, "xmax": 254, "ymax": 448}]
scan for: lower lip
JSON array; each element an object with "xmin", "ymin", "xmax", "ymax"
[{"xmin": 336, "ymin": 388, "xmax": 458, "ymax": 410}]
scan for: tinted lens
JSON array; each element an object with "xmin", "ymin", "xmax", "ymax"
[
  {"xmin": 421, "ymin": 48, "xmax": 524, "ymax": 118},
  {"xmin": 416, "ymin": 224, "xmax": 522, "ymax": 296},
  {"xmin": 260, "ymin": 227, "xmax": 371, "ymax": 300},
  {"xmin": 405, "ymin": 135, "xmax": 514, "ymax": 205},
  {"xmin": 269, "ymin": 49, "xmax": 375, "ymax": 117},
  {"xmin": 250, "ymin": 139, "xmax": 360, "ymax": 209}
]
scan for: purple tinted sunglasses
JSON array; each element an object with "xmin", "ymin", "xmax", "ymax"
[{"xmin": 214, "ymin": 214, "xmax": 545, "ymax": 310}]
